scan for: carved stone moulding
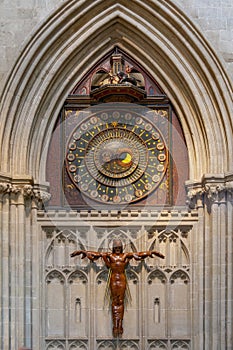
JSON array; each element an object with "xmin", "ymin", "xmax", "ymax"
[
  {"xmin": 96, "ymin": 339, "xmax": 139, "ymax": 349},
  {"xmin": 185, "ymin": 173, "xmax": 233, "ymax": 207},
  {"xmin": 45, "ymin": 339, "xmax": 88, "ymax": 350},
  {"xmin": 37, "ymin": 209, "xmax": 198, "ymax": 225},
  {"xmin": 90, "ymin": 84, "xmax": 146, "ymax": 103},
  {"xmin": 0, "ymin": 175, "xmax": 51, "ymax": 206},
  {"xmin": 148, "ymin": 339, "xmax": 190, "ymax": 349}
]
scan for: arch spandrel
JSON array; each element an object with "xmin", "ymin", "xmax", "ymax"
[{"xmin": 0, "ymin": 0, "xmax": 232, "ymax": 185}]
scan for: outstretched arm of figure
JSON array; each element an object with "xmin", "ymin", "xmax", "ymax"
[
  {"xmin": 131, "ymin": 250, "xmax": 165, "ymax": 261},
  {"xmin": 70, "ymin": 250, "xmax": 102, "ymax": 261},
  {"xmin": 101, "ymin": 253, "xmax": 111, "ymax": 268},
  {"xmin": 151, "ymin": 250, "xmax": 165, "ymax": 259}
]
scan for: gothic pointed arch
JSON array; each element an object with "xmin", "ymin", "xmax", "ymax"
[{"xmin": 0, "ymin": 0, "xmax": 232, "ymax": 189}]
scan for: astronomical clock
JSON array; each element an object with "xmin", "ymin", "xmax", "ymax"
[
  {"xmin": 47, "ymin": 47, "xmax": 188, "ymax": 208},
  {"xmin": 65, "ymin": 106, "xmax": 169, "ymax": 206}
]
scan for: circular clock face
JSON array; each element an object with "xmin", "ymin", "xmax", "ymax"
[{"xmin": 66, "ymin": 110, "xmax": 168, "ymax": 205}]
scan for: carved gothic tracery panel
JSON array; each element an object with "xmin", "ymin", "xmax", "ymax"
[{"xmin": 42, "ymin": 225, "xmax": 191, "ymax": 348}]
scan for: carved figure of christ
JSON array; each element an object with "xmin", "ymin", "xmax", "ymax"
[{"xmin": 71, "ymin": 239, "xmax": 165, "ymax": 338}]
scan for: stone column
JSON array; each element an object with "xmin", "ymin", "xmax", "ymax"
[
  {"xmin": 189, "ymin": 191, "xmax": 204, "ymax": 349},
  {"xmin": 225, "ymin": 184, "xmax": 233, "ymax": 350},
  {"xmin": 0, "ymin": 180, "xmax": 50, "ymax": 349},
  {"xmin": 186, "ymin": 175, "xmax": 233, "ymax": 350},
  {"xmin": 0, "ymin": 183, "xmax": 11, "ymax": 350}
]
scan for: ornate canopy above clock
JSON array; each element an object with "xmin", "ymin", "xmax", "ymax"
[{"xmin": 46, "ymin": 47, "xmax": 188, "ymax": 208}]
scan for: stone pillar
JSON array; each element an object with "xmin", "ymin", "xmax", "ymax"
[
  {"xmin": 186, "ymin": 175, "xmax": 233, "ymax": 350},
  {"xmin": 0, "ymin": 183, "xmax": 11, "ymax": 350},
  {"xmin": 190, "ymin": 192, "xmax": 204, "ymax": 349},
  {"xmin": 225, "ymin": 185, "xmax": 233, "ymax": 350},
  {"xmin": 0, "ymin": 180, "xmax": 50, "ymax": 349}
]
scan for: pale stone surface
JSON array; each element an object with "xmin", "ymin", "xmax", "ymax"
[
  {"xmin": 0, "ymin": 0, "xmax": 63, "ymax": 90},
  {"xmin": 174, "ymin": 0, "xmax": 233, "ymax": 79}
]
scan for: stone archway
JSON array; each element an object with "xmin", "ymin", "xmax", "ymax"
[
  {"xmin": 0, "ymin": 1, "xmax": 233, "ymax": 349},
  {"xmin": 0, "ymin": 0, "xmax": 232, "ymax": 183}
]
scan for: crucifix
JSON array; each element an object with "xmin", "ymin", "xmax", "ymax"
[{"xmin": 71, "ymin": 239, "xmax": 165, "ymax": 338}]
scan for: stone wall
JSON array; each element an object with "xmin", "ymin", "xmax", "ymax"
[{"xmin": 175, "ymin": 0, "xmax": 233, "ymax": 75}]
